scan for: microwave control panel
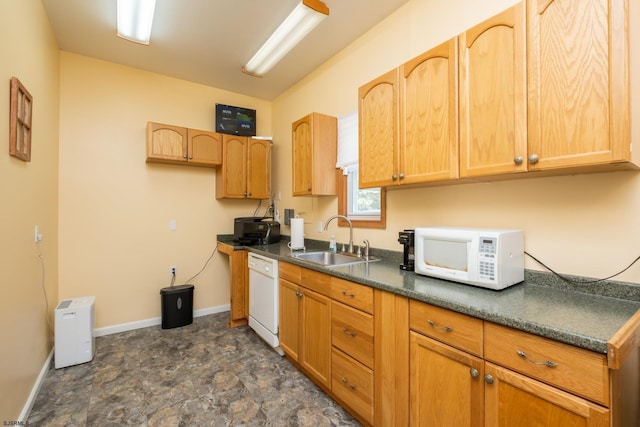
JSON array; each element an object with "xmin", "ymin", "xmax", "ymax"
[{"xmin": 478, "ymin": 237, "xmax": 497, "ymax": 282}]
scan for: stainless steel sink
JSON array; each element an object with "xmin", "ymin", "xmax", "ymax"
[{"xmin": 290, "ymin": 251, "xmax": 380, "ymax": 267}]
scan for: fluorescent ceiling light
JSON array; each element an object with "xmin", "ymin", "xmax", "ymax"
[
  {"xmin": 243, "ymin": 0, "xmax": 329, "ymax": 77},
  {"xmin": 117, "ymin": 0, "xmax": 156, "ymax": 45}
]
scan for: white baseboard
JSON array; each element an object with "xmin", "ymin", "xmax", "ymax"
[
  {"xmin": 93, "ymin": 304, "xmax": 230, "ymax": 337},
  {"xmin": 19, "ymin": 347, "xmax": 54, "ymax": 422}
]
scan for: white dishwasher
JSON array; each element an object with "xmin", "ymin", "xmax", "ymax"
[{"xmin": 248, "ymin": 253, "xmax": 283, "ymax": 355}]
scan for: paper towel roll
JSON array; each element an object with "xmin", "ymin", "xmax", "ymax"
[{"xmin": 289, "ymin": 217, "xmax": 305, "ymax": 249}]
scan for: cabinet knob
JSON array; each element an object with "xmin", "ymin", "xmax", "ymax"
[
  {"xmin": 470, "ymin": 368, "xmax": 480, "ymax": 379},
  {"xmin": 484, "ymin": 374, "xmax": 494, "ymax": 385},
  {"xmin": 392, "ymin": 174, "xmax": 398, "ymax": 181},
  {"xmin": 399, "ymin": 173, "xmax": 405, "ymax": 179},
  {"xmin": 528, "ymin": 154, "xmax": 539, "ymax": 164},
  {"xmin": 183, "ymin": 154, "xmax": 188, "ymax": 159},
  {"xmin": 514, "ymin": 155, "xmax": 524, "ymax": 165},
  {"xmin": 295, "ymin": 291, "xmax": 303, "ymax": 298},
  {"xmin": 188, "ymin": 156, "xmax": 193, "ymax": 160},
  {"xmin": 307, "ymin": 187, "xmax": 312, "ymax": 192}
]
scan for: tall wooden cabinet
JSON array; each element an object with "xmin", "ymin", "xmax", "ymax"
[
  {"xmin": 458, "ymin": 3, "xmax": 527, "ymax": 178},
  {"xmin": 146, "ymin": 122, "xmax": 222, "ymax": 167},
  {"xmin": 292, "ymin": 113, "xmax": 338, "ymax": 196},
  {"xmin": 216, "ymin": 135, "xmax": 271, "ymax": 199},
  {"xmin": 527, "ymin": 0, "xmax": 629, "ymax": 171}
]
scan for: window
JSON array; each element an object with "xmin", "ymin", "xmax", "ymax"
[{"xmin": 336, "ymin": 111, "xmax": 386, "ymax": 229}]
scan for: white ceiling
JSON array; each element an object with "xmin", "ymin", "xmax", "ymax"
[{"xmin": 41, "ymin": 0, "xmax": 409, "ymax": 100}]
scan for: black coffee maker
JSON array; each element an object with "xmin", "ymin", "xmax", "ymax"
[{"xmin": 398, "ymin": 229, "xmax": 415, "ymax": 271}]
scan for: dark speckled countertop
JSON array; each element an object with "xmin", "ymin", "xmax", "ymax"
[{"xmin": 218, "ymin": 235, "xmax": 640, "ymax": 354}]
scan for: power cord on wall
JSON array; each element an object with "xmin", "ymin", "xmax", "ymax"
[
  {"xmin": 36, "ymin": 239, "xmax": 54, "ymax": 336},
  {"xmin": 169, "ymin": 246, "xmax": 219, "ymax": 287},
  {"xmin": 525, "ymin": 251, "xmax": 640, "ymax": 285}
]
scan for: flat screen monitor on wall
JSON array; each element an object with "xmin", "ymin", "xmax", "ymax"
[{"xmin": 215, "ymin": 103, "xmax": 257, "ymax": 136}]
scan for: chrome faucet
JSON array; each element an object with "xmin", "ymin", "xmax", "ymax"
[
  {"xmin": 362, "ymin": 239, "xmax": 370, "ymax": 260},
  {"xmin": 324, "ymin": 215, "xmax": 354, "ymax": 254}
]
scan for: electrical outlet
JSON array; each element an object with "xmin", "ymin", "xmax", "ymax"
[{"xmin": 170, "ymin": 266, "xmax": 176, "ymax": 276}]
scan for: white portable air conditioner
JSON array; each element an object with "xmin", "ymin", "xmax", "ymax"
[{"xmin": 54, "ymin": 296, "xmax": 95, "ymax": 369}]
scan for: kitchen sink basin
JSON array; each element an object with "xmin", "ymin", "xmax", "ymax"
[{"xmin": 290, "ymin": 251, "xmax": 380, "ymax": 267}]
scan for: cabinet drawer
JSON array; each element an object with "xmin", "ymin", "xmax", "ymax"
[
  {"xmin": 332, "ymin": 301, "xmax": 374, "ymax": 368},
  {"xmin": 484, "ymin": 322, "xmax": 609, "ymax": 406},
  {"xmin": 332, "ymin": 348, "xmax": 374, "ymax": 425},
  {"xmin": 301, "ymin": 268, "xmax": 332, "ymax": 297},
  {"xmin": 331, "ymin": 277, "xmax": 374, "ymax": 314},
  {"xmin": 279, "ymin": 262, "xmax": 301, "ymax": 283},
  {"xmin": 409, "ymin": 300, "xmax": 483, "ymax": 357}
]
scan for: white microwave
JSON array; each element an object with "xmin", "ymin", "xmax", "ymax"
[{"xmin": 414, "ymin": 227, "xmax": 524, "ymax": 290}]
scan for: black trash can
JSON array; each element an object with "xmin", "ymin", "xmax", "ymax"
[{"xmin": 160, "ymin": 284, "xmax": 194, "ymax": 329}]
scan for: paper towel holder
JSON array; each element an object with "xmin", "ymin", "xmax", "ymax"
[{"xmin": 287, "ymin": 241, "xmax": 305, "ymax": 251}]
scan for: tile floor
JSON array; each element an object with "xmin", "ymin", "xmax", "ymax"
[{"xmin": 28, "ymin": 312, "xmax": 360, "ymax": 426}]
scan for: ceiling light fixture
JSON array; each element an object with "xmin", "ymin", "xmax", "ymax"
[
  {"xmin": 243, "ymin": 0, "xmax": 330, "ymax": 77},
  {"xmin": 117, "ymin": 0, "xmax": 157, "ymax": 45}
]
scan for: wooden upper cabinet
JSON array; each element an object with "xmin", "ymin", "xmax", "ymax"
[
  {"xmin": 291, "ymin": 112, "xmax": 337, "ymax": 196},
  {"xmin": 216, "ymin": 135, "xmax": 271, "ymax": 199},
  {"xmin": 146, "ymin": 122, "xmax": 188, "ymax": 163},
  {"xmin": 247, "ymin": 138, "xmax": 271, "ymax": 199},
  {"xmin": 359, "ymin": 68, "xmax": 400, "ymax": 188},
  {"xmin": 400, "ymin": 38, "xmax": 459, "ymax": 184},
  {"xmin": 146, "ymin": 122, "xmax": 222, "ymax": 167},
  {"xmin": 459, "ymin": 3, "xmax": 527, "ymax": 178},
  {"xmin": 217, "ymin": 134, "xmax": 247, "ymax": 198},
  {"xmin": 187, "ymin": 129, "xmax": 222, "ymax": 166},
  {"xmin": 527, "ymin": 0, "xmax": 629, "ymax": 171}
]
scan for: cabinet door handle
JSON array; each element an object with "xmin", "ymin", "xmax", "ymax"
[
  {"xmin": 342, "ymin": 327, "xmax": 356, "ymax": 337},
  {"xmin": 392, "ymin": 174, "xmax": 398, "ymax": 181},
  {"xmin": 399, "ymin": 173, "xmax": 405, "ymax": 179},
  {"xmin": 341, "ymin": 290, "xmax": 355, "ymax": 298},
  {"xmin": 484, "ymin": 374, "xmax": 494, "ymax": 384},
  {"xmin": 342, "ymin": 378, "xmax": 357, "ymax": 390},
  {"xmin": 428, "ymin": 319, "xmax": 453, "ymax": 332},
  {"xmin": 514, "ymin": 155, "xmax": 523, "ymax": 165},
  {"xmin": 295, "ymin": 291, "xmax": 303, "ymax": 298},
  {"xmin": 528, "ymin": 154, "xmax": 539, "ymax": 164},
  {"xmin": 470, "ymin": 368, "xmax": 480, "ymax": 379},
  {"xmin": 516, "ymin": 349, "xmax": 558, "ymax": 368}
]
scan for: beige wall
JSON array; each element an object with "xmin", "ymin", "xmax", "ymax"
[
  {"xmin": 271, "ymin": 0, "xmax": 640, "ymax": 284},
  {"xmin": 0, "ymin": 0, "xmax": 60, "ymax": 420},
  {"xmin": 58, "ymin": 52, "xmax": 272, "ymax": 328}
]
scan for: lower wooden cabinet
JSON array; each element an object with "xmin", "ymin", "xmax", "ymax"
[
  {"xmin": 410, "ymin": 331, "xmax": 484, "ymax": 426},
  {"xmin": 279, "ymin": 267, "xmax": 638, "ymax": 426},
  {"xmin": 216, "ymin": 243, "xmax": 247, "ymax": 327},
  {"xmin": 484, "ymin": 362, "xmax": 610, "ymax": 426},
  {"xmin": 332, "ymin": 348, "xmax": 374, "ymax": 425},
  {"xmin": 279, "ymin": 263, "xmax": 375, "ymax": 425},
  {"xmin": 278, "ymin": 264, "xmax": 332, "ymax": 389}
]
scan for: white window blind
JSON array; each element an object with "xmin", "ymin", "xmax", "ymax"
[{"xmin": 336, "ymin": 110, "xmax": 358, "ymax": 175}]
